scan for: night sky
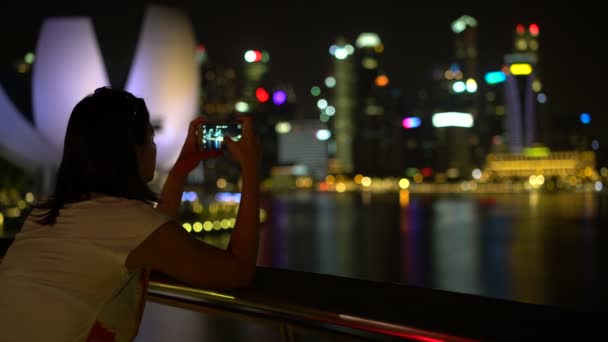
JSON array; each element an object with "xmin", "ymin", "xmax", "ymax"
[{"xmin": 1, "ymin": 3, "xmax": 606, "ymax": 142}]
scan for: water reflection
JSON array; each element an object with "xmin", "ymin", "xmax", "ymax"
[{"xmin": 246, "ymin": 191, "xmax": 607, "ymax": 311}]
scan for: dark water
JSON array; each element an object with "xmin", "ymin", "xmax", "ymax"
[{"xmin": 206, "ymin": 191, "xmax": 607, "ymax": 312}]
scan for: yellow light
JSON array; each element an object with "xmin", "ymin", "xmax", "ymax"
[
  {"xmin": 0, "ymin": 212, "xmax": 4, "ymax": 226},
  {"xmin": 216, "ymin": 178, "xmax": 227, "ymax": 189},
  {"xmin": 17, "ymin": 200, "xmax": 27, "ymax": 210},
  {"xmin": 203, "ymin": 221, "xmax": 213, "ymax": 231},
  {"xmin": 6, "ymin": 208, "xmax": 20, "ymax": 218},
  {"xmin": 529, "ymin": 175, "xmax": 538, "ymax": 186},
  {"xmin": 523, "ymin": 146, "xmax": 550, "ymax": 158},
  {"xmin": 354, "ymin": 174, "xmax": 364, "ymax": 184},
  {"xmin": 209, "ymin": 203, "xmax": 219, "ymax": 215},
  {"xmin": 399, "ymin": 178, "xmax": 410, "ymax": 189},
  {"xmin": 361, "ymin": 177, "xmax": 372, "ymax": 187},
  {"xmin": 336, "ymin": 182, "xmax": 346, "ymax": 193},
  {"xmin": 229, "ymin": 218, "xmax": 236, "ymax": 228},
  {"xmin": 399, "ymin": 190, "xmax": 410, "ymax": 207},
  {"xmin": 375, "ymin": 75, "xmax": 389, "ymax": 87},
  {"xmin": 192, "ymin": 202, "xmax": 203, "ymax": 214},
  {"xmin": 584, "ymin": 167, "xmax": 593, "ymax": 178},
  {"xmin": 326, "ymin": 175, "xmax": 335, "ymax": 184},
  {"xmin": 601, "ymin": 167, "xmax": 608, "ymax": 177},
  {"xmin": 25, "ymin": 192, "xmax": 35, "ymax": 203},
  {"xmin": 532, "ymin": 79, "xmax": 542, "ymax": 92},
  {"xmin": 182, "ymin": 223, "xmax": 192, "ymax": 232},
  {"xmin": 413, "ymin": 174, "xmax": 423, "ymax": 184},
  {"xmin": 193, "ymin": 222, "xmax": 203, "ymax": 232},
  {"xmin": 221, "ymin": 219, "xmax": 230, "ymax": 229},
  {"xmin": 510, "ymin": 63, "xmax": 533, "ymax": 76},
  {"xmin": 213, "ymin": 221, "xmax": 222, "ymax": 230},
  {"xmin": 260, "ymin": 209, "xmax": 267, "ymax": 223},
  {"xmin": 374, "ymin": 44, "xmax": 384, "ymax": 53},
  {"xmin": 537, "ymin": 175, "xmax": 545, "ymax": 185}
]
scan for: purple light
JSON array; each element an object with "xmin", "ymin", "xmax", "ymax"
[
  {"xmin": 273, "ymin": 90, "xmax": 287, "ymax": 105},
  {"xmin": 402, "ymin": 117, "xmax": 421, "ymax": 129}
]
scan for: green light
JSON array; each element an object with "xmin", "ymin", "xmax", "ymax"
[
  {"xmin": 24, "ymin": 52, "xmax": 35, "ymax": 64},
  {"xmin": 523, "ymin": 147, "xmax": 550, "ymax": 158},
  {"xmin": 310, "ymin": 86, "xmax": 321, "ymax": 96}
]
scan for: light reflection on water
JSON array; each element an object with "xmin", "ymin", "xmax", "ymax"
[{"xmin": 203, "ymin": 191, "xmax": 607, "ymax": 311}]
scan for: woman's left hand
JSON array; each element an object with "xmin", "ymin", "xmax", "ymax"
[{"xmin": 172, "ymin": 117, "xmax": 222, "ymax": 176}]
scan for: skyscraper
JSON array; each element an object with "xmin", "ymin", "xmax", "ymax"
[
  {"xmin": 504, "ymin": 23, "xmax": 542, "ymax": 152},
  {"xmin": 329, "ymin": 37, "xmax": 356, "ymax": 174}
]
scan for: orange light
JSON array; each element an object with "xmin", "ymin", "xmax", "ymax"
[{"xmin": 375, "ymin": 75, "xmax": 389, "ymax": 87}]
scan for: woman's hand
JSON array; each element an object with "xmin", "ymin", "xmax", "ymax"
[
  {"xmin": 172, "ymin": 117, "xmax": 222, "ymax": 176},
  {"xmin": 223, "ymin": 116, "xmax": 260, "ymax": 171}
]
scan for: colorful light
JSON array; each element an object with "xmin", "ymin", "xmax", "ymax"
[
  {"xmin": 465, "ymin": 78, "xmax": 478, "ymax": 93},
  {"xmin": 310, "ymin": 86, "xmax": 321, "ymax": 96},
  {"xmin": 255, "ymin": 87, "xmax": 270, "ymax": 103},
  {"xmin": 484, "ymin": 71, "xmax": 506, "ymax": 84},
  {"xmin": 316, "ymin": 129, "xmax": 331, "ymax": 141},
  {"xmin": 516, "ymin": 24, "xmax": 525, "ymax": 35},
  {"xmin": 432, "ymin": 112, "xmax": 474, "ymax": 128},
  {"xmin": 375, "ymin": 75, "xmax": 389, "ymax": 87},
  {"xmin": 529, "ymin": 23, "xmax": 540, "ymax": 36},
  {"xmin": 510, "ymin": 63, "xmax": 533, "ymax": 75},
  {"xmin": 273, "ymin": 90, "xmax": 287, "ymax": 105},
  {"xmin": 244, "ymin": 50, "xmax": 262, "ymax": 63},
  {"xmin": 580, "ymin": 113, "xmax": 591, "ymax": 124},
  {"xmin": 402, "ymin": 117, "xmax": 421, "ymax": 129},
  {"xmin": 452, "ymin": 81, "xmax": 466, "ymax": 93}
]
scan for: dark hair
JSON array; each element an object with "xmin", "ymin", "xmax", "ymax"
[{"xmin": 34, "ymin": 87, "xmax": 159, "ymax": 225}]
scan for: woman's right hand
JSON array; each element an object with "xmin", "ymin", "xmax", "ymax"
[{"xmin": 223, "ymin": 116, "xmax": 261, "ymax": 171}]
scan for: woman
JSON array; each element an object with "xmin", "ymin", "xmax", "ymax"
[{"xmin": 0, "ymin": 87, "xmax": 261, "ymax": 341}]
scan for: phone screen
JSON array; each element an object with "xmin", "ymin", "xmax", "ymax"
[{"xmin": 198, "ymin": 122, "xmax": 242, "ymax": 150}]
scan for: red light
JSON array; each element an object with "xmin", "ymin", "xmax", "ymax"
[
  {"xmin": 254, "ymin": 50, "xmax": 262, "ymax": 62},
  {"xmin": 421, "ymin": 168, "xmax": 433, "ymax": 177},
  {"xmin": 255, "ymin": 87, "xmax": 269, "ymax": 103},
  {"xmin": 529, "ymin": 23, "xmax": 540, "ymax": 36},
  {"xmin": 516, "ymin": 24, "xmax": 525, "ymax": 35},
  {"xmin": 197, "ymin": 44, "xmax": 206, "ymax": 52}
]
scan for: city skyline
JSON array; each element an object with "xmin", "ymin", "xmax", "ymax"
[{"xmin": 1, "ymin": 5, "xmax": 605, "ymax": 141}]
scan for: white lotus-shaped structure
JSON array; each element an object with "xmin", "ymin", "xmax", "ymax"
[{"xmin": 0, "ymin": 5, "xmax": 199, "ymax": 193}]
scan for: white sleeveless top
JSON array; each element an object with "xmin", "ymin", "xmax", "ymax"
[{"xmin": 0, "ymin": 196, "xmax": 171, "ymax": 341}]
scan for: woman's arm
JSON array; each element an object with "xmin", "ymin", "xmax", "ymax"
[
  {"xmin": 155, "ymin": 117, "xmax": 221, "ymax": 218},
  {"xmin": 127, "ymin": 116, "xmax": 261, "ymax": 289}
]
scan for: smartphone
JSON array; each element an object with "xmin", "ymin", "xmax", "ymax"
[{"xmin": 197, "ymin": 121, "xmax": 243, "ymax": 150}]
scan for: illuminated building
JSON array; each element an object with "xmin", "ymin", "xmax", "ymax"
[
  {"xmin": 242, "ymin": 49, "xmax": 269, "ymax": 112},
  {"xmin": 429, "ymin": 16, "xmax": 480, "ymax": 178},
  {"xmin": 0, "ymin": 5, "xmax": 199, "ymax": 194},
  {"xmin": 200, "ymin": 64, "xmax": 239, "ymax": 116},
  {"xmin": 329, "ymin": 37, "xmax": 356, "ymax": 174},
  {"xmin": 484, "ymin": 150, "xmax": 599, "ymax": 185},
  {"xmin": 276, "ymin": 119, "xmax": 329, "ymax": 181},
  {"xmin": 504, "ymin": 23, "xmax": 544, "ymax": 152}
]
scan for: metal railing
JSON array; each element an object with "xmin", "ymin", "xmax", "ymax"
[{"xmin": 1, "ymin": 237, "xmax": 601, "ymax": 341}]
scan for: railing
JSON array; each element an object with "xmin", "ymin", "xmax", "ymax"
[
  {"xmin": 146, "ymin": 268, "xmax": 599, "ymax": 341},
  {"xmin": 1, "ymin": 237, "xmax": 602, "ymax": 341}
]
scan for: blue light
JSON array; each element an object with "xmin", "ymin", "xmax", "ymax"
[
  {"xmin": 215, "ymin": 192, "xmax": 241, "ymax": 203},
  {"xmin": 273, "ymin": 90, "xmax": 287, "ymax": 105},
  {"xmin": 580, "ymin": 113, "xmax": 591, "ymax": 124},
  {"xmin": 484, "ymin": 71, "xmax": 506, "ymax": 84},
  {"xmin": 592, "ymin": 140, "xmax": 600, "ymax": 150}
]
